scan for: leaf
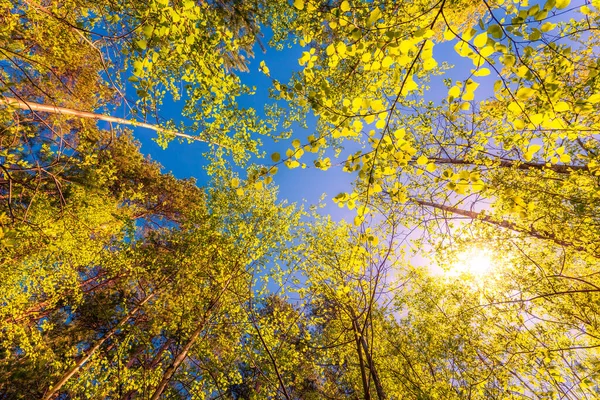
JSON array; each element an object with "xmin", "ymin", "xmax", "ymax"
[
  {"xmin": 541, "ymin": 22, "xmax": 557, "ymax": 32},
  {"xmin": 473, "ymin": 32, "xmax": 488, "ymax": 48},
  {"xmin": 516, "ymin": 87, "xmax": 535, "ymax": 100},
  {"xmin": 587, "ymin": 94, "xmax": 600, "ymax": 103},
  {"xmin": 448, "ymin": 86, "xmax": 461, "ymax": 98},
  {"xmin": 293, "ymin": 0, "xmax": 304, "ymax": 10},
  {"xmin": 271, "ymin": 152, "xmax": 281, "ymax": 162},
  {"xmin": 555, "ymin": 0, "xmax": 570, "ymax": 9},
  {"xmin": 554, "ymin": 101, "xmax": 570, "ymax": 112},
  {"xmin": 417, "ymin": 155, "xmax": 428, "ymax": 165},
  {"xmin": 487, "ymin": 24, "xmax": 502, "ymax": 39},
  {"xmin": 340, "ymin": 0, "xmax": 350, "ymax": 11},
  {"xmin": 231, "ymin": 178, "xmax": 240, "ymax": 188},
  {"xmin": 136, "ymin": 39, "xmax": 147, "ymax": 50},
  {"xmin": 382, "ymin": 56, "xmax": 393, "ymax": 69},
  {"xmin": 473, "ymin": 68, "xmax": 490, "ymax": 77}
]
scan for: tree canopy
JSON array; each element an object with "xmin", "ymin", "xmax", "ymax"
[{"xmin": 2, "ymin": 0, "xmax": 600, "ymax": 398}]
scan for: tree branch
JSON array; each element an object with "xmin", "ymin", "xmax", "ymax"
[{"xmin": 1, "ymin": 97, "xmax": 223, "ymax": 147}]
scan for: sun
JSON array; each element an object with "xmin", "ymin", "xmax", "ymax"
[{"xmin": 447, "ymin": 247, "xmax": 494, "ymax": 277}]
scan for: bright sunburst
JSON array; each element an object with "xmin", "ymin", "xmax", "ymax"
[{"xmin": 447, "ymin": 248, "xmax": 494, "ymax": 277}]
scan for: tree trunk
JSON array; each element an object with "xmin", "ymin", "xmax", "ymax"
[
  {"xmin": 427, "ymin": 157, "xmax": 587, "ymax": 174},
  {"xmin": 352, "ymin": 318, "xmax": 372, "ymax": 400},
  {"xmin": 412, "ymin": 198, "xmax": 592, "ymax": 254},
  {"xmin": 42, "ymin": 291, "xmax": 157, "ymax": 400},
  {"xmin": 0, "ymin": 97, "xmax": 217, "ymax": 145}
]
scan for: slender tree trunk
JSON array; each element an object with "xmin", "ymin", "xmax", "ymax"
[
  {"xmin": 42, "ymin": 292, "xmax": 157, "ymax": 400},
  {"xmin": 427, "ymin": 157, "xmax": 588, "ymax": 174},
  {"xmin": 359, "ymin": 334, "xmax": 386, "ymax": 400},
  {"xmin": 149, "ymin": 321, "xmax": 206, "ymax": 400},
  {"xmin": 0, "ymin": 97, "xmax": 215, "ymax": 145},
  {"xmin": 250, "ymin": 315, "xmax": 292, "ymax": 400},
  {"xmin": 352, "ymin": 318, "xmax": 372, "ymax": 400},
  {"xmin": 349, "ymin": 307, "xmax": 386, "ymax": 400}
]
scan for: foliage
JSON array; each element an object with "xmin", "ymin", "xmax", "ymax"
[{"xmin": 2, "ymin": 0, "xmax": 600, "ymax": 399}]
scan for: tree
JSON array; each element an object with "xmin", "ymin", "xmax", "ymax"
[{"xmin": 3, "ymin": 0, "xmax": 600, "ymax": 399}]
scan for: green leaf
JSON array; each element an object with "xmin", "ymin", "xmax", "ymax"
[{"xmin": 487, "ymin": 24, "xmax": 503, "ymax": 39}]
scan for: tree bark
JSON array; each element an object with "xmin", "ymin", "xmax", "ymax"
[
  {"xmin": 412, "ymin": 198, "xmax": 593, "ymax": 255},
  {"xmin": 352, "ymin": 318, "xmax": 372, "ymax": 400},
  {"xmin": 359, "ymin": 334, "xmax": 387, "ymax": 400},
  {"xmin": 427, "ymin": 157, "xmax": 588, "ymax": 174},
  {"xmin": 1, "ymin": 97, "xmax": 218, "ymax": 145}
]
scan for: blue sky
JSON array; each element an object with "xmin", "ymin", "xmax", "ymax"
[
  {"xmin": 127, "ymin": 19, "xmax": 504, "ymax": 224},
  {"xmin": 130, "ymin": 33, "xmax": 360, "ymax": 222}
]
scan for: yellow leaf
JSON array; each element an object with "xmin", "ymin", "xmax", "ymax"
[
  {"xmin": 541, "ymin": 22, "xmax": 556, "ymax": 32},
  {"xmin": 448, "ymin": 86, "xmax": 461, "ymax": 98},
  {"xmin": 529, "ymin": 113, "xmax": 543, "ymax": 125},
  {"xmin": 271, "ymin": 152, "xmax": 281, "ymax": 162},
  {"xmin": 423, "ymin": 58, "xmax": 437, "ymax": 70},
  {"xmin": 417, "ymin": 155, "xmax": 428, "ymax": 165},
  {"xmin": 462, "ymin": 28, "xmax": 476, "ymax": 42},
  {"xmin": 462, "ymin": 90, "xmax": 475, "ymax": 101},
  {"xmin": 587, "ymin": 94, "xmax": 600, "ymax": 103},
  {"xmin": 231, "ymin": 178, "xmax": 240, "ymax": 187},
  {"xmin": 443, "ymin": 29, "xmax": 455, "ymax": 41},
  {"xmin": 554, "ymin": 101, "xmax": 569, "ymax": 112},
  {"xmin": 508, "ymin": 101, "xmax": 522, "ymax": 114},
  {"xmin": 516, "ymin": 87, "xmax": 535, "ymax": 100},
  {"xmin": 473, "ymin": 68, "xmax": 490, "ymax": 77},
  {"xmin": 382, "ymin": 56, "xmax": 393, "ymax": 69},
  {"xmin": 559, "ymin": 153, "xmax": 571, "ymax": 163},
  {"xmin": 555, "ymin": 0, "xmax": 570, "ymax": 9},
  {"xmin": 293, "ymin": 0, "xmax": 304, "ymax": 10},
  {"xmin": 473, "ymin": 32, "xmax": 488, "ymax": 48},
  {"xmin": 401, "ymin": 76, "xmax": 418, "ymax": 95},
  {"xmin": 340, "ymin": 0, "xmax": 350, "ymax": 12},
  {"xmin": 426, "ymin": 163, "xmax": 436, "ymax": 172},
  {"xmin": 479, "ymin": 46, "xmax": 495, "ymax": 58}
]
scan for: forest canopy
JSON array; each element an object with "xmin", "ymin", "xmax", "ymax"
[{"xmin": 1, "ymin": 0, "xmax": 600, "ymax": 398}]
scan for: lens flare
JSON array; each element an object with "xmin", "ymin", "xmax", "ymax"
[{"xmin": 447, "ymin": 248, "xmax": 494, "ymax": 277}]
